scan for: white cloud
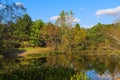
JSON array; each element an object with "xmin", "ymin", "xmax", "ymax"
[
  {"xmin": 50, "ymin": 16, "xmax": 80, "ymax": 23},
  {"xmin": 16, "ymin": 2, "xmax": 23, "ymax": 7},
  {"xmin": 97, "ymin": 72, "xmax": 111, "ymax": 80},
  {"xmin": 50, "ymin": 16, "xmax": 60, "ymax": 20},
  {"xmin": 96, "ymin": 6, "xmax": 120, "ymax": 16},
  {"xmin": 82, "ymin": 25, "xmax": 94, "ymax": 29},
  {"xmin": 0, "ymin": 4, "xmax": 4, "ymax": 7},
  {"xmin": 73, "ymin": 18, "xmax": 80, "ymax": 23}
]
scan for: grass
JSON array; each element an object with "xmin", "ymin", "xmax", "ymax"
[
  {"xmin": 21, "ymin": 47, "xmax": 52, "ymax": 51},
  {"xmin": 18, "ymin": 47, "xmax": 53, "ymax": 57},
  {"xmin": 2, "ymin": 47, "xmax": 120, "ymax": 58},
  {"xmin": 18, "ymin": 47, "xmax": 120, "ymax": 59}
]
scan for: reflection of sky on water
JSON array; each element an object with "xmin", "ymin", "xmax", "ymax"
[{"xmin": 86, "ymin": 70, "xmax": 120, "ymax": 80}]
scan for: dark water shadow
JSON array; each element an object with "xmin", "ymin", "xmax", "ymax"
[{"xmin": 0, "ymin": 48, "xmax": 26, "ymax": 58}]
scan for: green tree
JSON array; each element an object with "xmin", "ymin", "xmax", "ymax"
[
  {"xmin": 0, "ymin": 0, "xmax": 26, "ymax": 24},
  {"xmin": 0, "ymin": 24, "xmax": 5, "ymax": 49},
  {"xmin": 0, "ymin": 0, "xmax": 26, "ymax": 49},
  {"xmin": 13, "ymin": 14, "xmax": 32, "ymax": 47},
  {"xmin": 2, "ymin": 22, "xmax": 21, "ymax": 48},
  {"xmin": 71, "ymin": 26, "xmax": 87, "ymax": 51},
  {"xmin": 75, "ymin": 23, "xmax": 80, "ymax": 29},
  {"xmin": 87, "ymin": 23, "xmax": 110, "ymax": 50},
  {"xmin": 56, "ymin": 11, "xmax": 77, "ymax": 53},
  {"xmin": 29, "ymin": 20, "xmax": 44, "ymax": 47}
]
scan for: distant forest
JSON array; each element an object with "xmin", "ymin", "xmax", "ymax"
[
  {"xmin": 0, "ymin": 1, "xmax": 120, "ymax": 53},
  {"xmin": 1, "ymin": 12, "xmax": 120, "ymax": 53}
]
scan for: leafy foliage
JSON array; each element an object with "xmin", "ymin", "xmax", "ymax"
[
  {"xmin": 0, "ymin": 0, "xmax": 26, "ymax": 24},
  {"xmin": 29, "ymin": 20, "xmax": 45, "ymax": 47},
  {"xmin": 70, "ymin": 72, "xmax": 92, "ymax": 80},
  {"xmin": 41, "ymin": 22, "xmax": 60, "ymax": 50},
  {"xmin": 0, "ymin": 66, "xmax": 75, "ymax": 80}
]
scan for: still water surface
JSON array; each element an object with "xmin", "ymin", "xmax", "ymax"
[{"xmin": 44, "ymin": 54, "xmax": 120, "ymax": 80}]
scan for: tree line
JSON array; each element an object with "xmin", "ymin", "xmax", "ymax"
[{"xmin": 0, "ymin": 0, "xmax": 120, "ymax": 53}]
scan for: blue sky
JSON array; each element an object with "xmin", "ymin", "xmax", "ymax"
[{"xmin": 12, "ymin": 0, "xmax": 120, "ymax": 28}]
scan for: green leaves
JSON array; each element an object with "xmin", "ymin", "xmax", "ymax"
[
  {"xmin": 70, "ymin": 72, "xmax": 92, "ymax": 80},
  {"xmin": 0, "ymin": 66, "xmax": 76, "ymax": 80},
  {"xmin": 29, "ymin": 20, "xmax": 45, "ymax": 47},
  {"xmin": 15, "ymin": 14, "xmax": 32, "ymax": 41},
  {"xmin": 0, "ymin": 0, "xmax": 26, "ymax": 24}
]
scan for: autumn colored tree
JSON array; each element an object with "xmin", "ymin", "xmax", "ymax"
[
  {"xmin": 71, "ymin": 25, "xmax": 87, "ymax": 51},
  {"xmin": 56, "ymin": 11, "xmax": 79, "ymax": 53},
  {"xmin": 41, "ymin": 22, "xmax": 60, "ymax": 50}
]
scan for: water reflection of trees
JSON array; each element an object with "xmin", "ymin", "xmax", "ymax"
[
  {"xmin": 45, "ymin": 54, "xmax": 120, "ymax": 78},
  {"xmin": 76, "ymin": 55, "xmax": 120, "ymax": 76}
]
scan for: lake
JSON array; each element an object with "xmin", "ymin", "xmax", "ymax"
[
  {"xmin": 1, "ymin": 52, "xmax": 120, "ymax": 80},
  {"xmin": 42, "ymin": 54, "xmax": 120, "ymax": 80}
]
